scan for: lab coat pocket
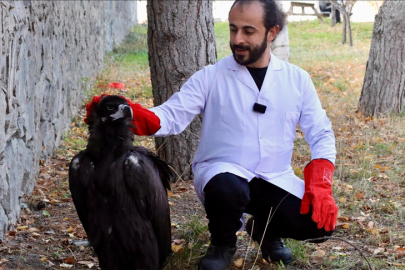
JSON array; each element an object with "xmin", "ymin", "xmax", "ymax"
[{"xmin": 283, "ymin": 111, "xmax": 300, "ymax": 146}]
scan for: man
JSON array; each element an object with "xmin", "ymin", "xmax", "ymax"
[
  {"xmin": 319, "ymin": 0, "xmax": 341, "ymax": 23},
  {"xmin": 87, "ymin": 0, "xmax": 338, "ymax": 269}
]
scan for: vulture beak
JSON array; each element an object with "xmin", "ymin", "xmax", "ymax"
[{"xmin": 110, "ymin": 105, "xmax": 133, "ymax": 121}]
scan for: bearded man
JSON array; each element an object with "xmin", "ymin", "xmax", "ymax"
[{"xmin": 114, "ymin": 0, "xmax": 338, "ymax": 269}]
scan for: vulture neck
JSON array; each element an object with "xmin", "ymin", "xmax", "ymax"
[{"xmin": 86, "ymin": 122, "xmax": 133, "ymax": 162}]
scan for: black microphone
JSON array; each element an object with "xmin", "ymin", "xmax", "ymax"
[{"xmin": 253, "ymin": 102, "xmax": 267, "ymax": 113}]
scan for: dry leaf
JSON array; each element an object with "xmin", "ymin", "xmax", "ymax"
[
  {"xmin": 373, "ymin": 247, "xmax": 384, "ymax": 255},
  {"xmin": 336, "ymin": 223, "xmax": 350, "ymax": 229},
  {"xmin": 368, "ymin": 221, "xmax": 375, "ymax": 229},
  {"xmin": 312, "ymin": 249, "xmax": 326, "ymax": 257},
  {"xmin": 172, "ymin": 239, "xmax": 185, "ymax": 245},
  {"xmin": 339, "ymin": 197, "xmax": 347, "ymax": 203},
  {"xmin": 40, "ymin": 257, "xmax": 48, "ymax": 262},
  {"xmin": 234, "ymin": 258, "xmax": 244, "ymax": 268},
  {"xmin": 395, "ymin": 250, "xmax": 405, "ymax": 259},
  {"xmin": 355, "ymin": 192, "xmax": 365, "ymax": 200},
  {"xmin": 66, "ymin": 227, "xmax": 74, "ymax": 233},
  {"xmin": 77, "ymin": 261, "xmax": 95, "ymax": 268},
  {"xmin": 60, "ymin": 263, "xmax": 73, "ymax": 268},
  {"xmin": 172, "ymin": 245, "xmax": 184, "ymax": 253},
  {"xmin": 16, "ymin": 226, "xmax": 28, "ymax": 231},
  {"xmin": 64, "ymin": 257, "xmax": 75, "ymax": 264}
]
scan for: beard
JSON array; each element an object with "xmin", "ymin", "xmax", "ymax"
[{"xmin": 230, "ymin": 34, "xmax": 269, "ymax": 66}]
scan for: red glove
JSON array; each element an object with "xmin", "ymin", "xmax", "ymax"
[
  {"xmin": 84, "ymin": 94, "xmax": 108, "ymax": 123},
  {"xmin": 122, "ymin": 98, "xmax": 161, "ymax": 136},
  {"xmin": 300, "ymin": 159, "xmax": 338, "ymax": 232},
  {"xmin": 84, "ymin": 94, "xmax": 161, "ymax": 136}
]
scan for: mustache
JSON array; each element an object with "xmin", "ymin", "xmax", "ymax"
[{"xmin": 231, "ymin": 44, "xmax": 251, "ymax": 51}]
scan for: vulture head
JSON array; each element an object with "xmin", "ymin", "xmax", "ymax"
[
  {"xmin": 85, "ymin": 95, "xmax": 136, "ymax": 141},
  {"xmin": 86, "ymin": 95, "xmax": 133, "ymax": 124}
]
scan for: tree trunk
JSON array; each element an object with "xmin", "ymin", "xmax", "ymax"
[
  {"xmin": 347, "ymin": 13, "xmax": 353, "ymax": 46},
  {"xmin": 331, "ymin": 4, "xmax": 336, "ymax": 27},
  {"xmin": 357, "ymin": 1, "xmax": 405, "ymax": 117},
  {"xmin": 342, "ymin": 14, "xmax": 347, "ymax": 44},
  {"xmin": 147, "ymin": 0, "xmax": 216, "ymax": 182}
]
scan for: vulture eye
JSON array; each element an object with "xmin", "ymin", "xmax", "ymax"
[{"xmin": 107, "ymin": 105, "xmax": 115, "ymax": 111}]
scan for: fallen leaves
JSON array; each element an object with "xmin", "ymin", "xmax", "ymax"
[
  {"xmin": 234, "ymin": 257, "xmax": 244, "ymax": 267},
  {"xmin": 77, "ymin": 261, "xmax": 95, "ymax": 268},
  {"xmin": 171, "ymin": 239, "xmax": 185, "ymax": 253}
]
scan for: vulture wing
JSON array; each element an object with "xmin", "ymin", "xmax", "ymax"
[
  {"xmin": 123, "ymin": 146, "xmax": 172, "ymax": 267},
  {"xmin": 68, "ymin": 151, "xmax": 93, "ymax": 234}
]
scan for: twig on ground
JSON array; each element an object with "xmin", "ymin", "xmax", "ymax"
[
  {"xmin": 250, "ymin": 193, "xmax": 289, "ymax": 269},
  {"xmin": 155, "ymin": 137, "xmax": 168, "ymax": 153},
  {"xmin": 303, "ymin": 236, "xmax": 373, "ymax": 270},
  {"xmin": 175, "ymin": 161, "xmax": 194, "ymax": 182},
  {"xmin": 251, "ymin": 207, "xmax": 272, "ymax": 269},
  {"xmin": 167, "ymin": 165, "xmax": 183, "ymax": 182}
]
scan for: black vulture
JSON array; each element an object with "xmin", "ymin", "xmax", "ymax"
[{"xmin": 69, "ymin": 95, "xmax": 172, "ymax": 270}]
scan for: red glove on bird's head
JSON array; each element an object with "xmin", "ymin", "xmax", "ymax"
[{"xmin": 84, "ymin": 94, "xmax": 161, "ymax": 136}]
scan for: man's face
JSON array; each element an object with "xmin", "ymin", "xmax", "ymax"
[
  {"xmin": 230, "ymin": 31, "xmax": 268, "ymax": 66},
  {"xmin": 228, "ymin": 1, "xmax": 276, "ymax": 68}
]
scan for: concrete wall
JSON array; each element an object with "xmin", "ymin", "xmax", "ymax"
[{"xmin": 0, "ymin": 0, "xmax": 136, "ymax": 238}]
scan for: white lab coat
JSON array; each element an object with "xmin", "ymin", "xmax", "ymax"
[{"xmin": 150, "ymin": 53, "xmax": 336, "ymax": 202}]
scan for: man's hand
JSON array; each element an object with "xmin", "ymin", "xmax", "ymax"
[
  {"xmin": 84, "ymin": 94, "xmax": 161, "ymax": 136},
  {"xmin": 300, "ymin": 159, "xmax": 338, "ymax": 232},
  {"xmin": 121, "ymin": 97, "xmax": 161, "ymax": 135}
]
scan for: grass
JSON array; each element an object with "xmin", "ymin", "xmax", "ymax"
[{"xmin": 56, "ymin": 17, "xmax": 405, "ymax": 269}]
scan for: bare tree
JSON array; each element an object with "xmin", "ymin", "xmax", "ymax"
[
  {"xmin": 331, "ymin": 0, "xmax": 357, "ymax": 46},
  {"xmin": 357, "ymin": 1, "xmax": 405, "ymax": 117},
  {"xmin": 147, "ymin": 0, "xmax": 217, "ymax": 182}
]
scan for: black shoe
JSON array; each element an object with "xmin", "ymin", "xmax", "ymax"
[
  {"xmin": 261, "ymin": 238, "xmax": 293, "ymax": 265},
  {"xmin": 246, "ymin": 217, "xmax": 293, "ymax": 265},
  {"xmin": 198, "ymin": 245, "xmax": 236, "ymax": 270}
]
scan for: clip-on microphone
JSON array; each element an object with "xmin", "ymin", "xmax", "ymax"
[{"xmin": 253, "ymin": 102, "xmax": 267, "ymax": 113}]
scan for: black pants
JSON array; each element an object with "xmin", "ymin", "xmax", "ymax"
[{"xmin": 203, "ymin": 173, "xmax": 333, "ymax": 247}]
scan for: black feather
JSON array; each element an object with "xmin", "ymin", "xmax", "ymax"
[{"xmin": 69, "ymin": 95, "xmax": 172, "ymax": 270}]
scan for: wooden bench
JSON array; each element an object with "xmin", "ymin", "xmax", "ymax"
[{"xmin": 287, "ymin": 2, "xmax": 329, "ymax": 24}]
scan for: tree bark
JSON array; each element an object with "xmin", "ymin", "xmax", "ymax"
[
  {"xmin": 147, "ymin": 0, "xmax": 216, "ymax": 182},
  {"xmin": 357, "ymin": 1, "xmax": 405, "ymax": 117},
  {"xmin": 331, "ymin": 4, "xmax": 336, "ymax": 27}
]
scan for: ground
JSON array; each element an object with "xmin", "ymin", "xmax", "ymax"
[{"xmin": 0, "ymin": 159, "xmax": 359, "ymax": 270}]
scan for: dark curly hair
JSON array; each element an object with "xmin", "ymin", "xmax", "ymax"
[{"xmin": 231, "ymin": 0, "xmax": 287, "ymax": 34}]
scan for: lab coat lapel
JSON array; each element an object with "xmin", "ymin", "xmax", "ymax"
[
  {"xmin": 261, "ymin": 53, "xmax": 283, "ymax": 93},
  {"xmin": 227, "ymin": 57, "xmax": 258, "ymax": 92}
]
